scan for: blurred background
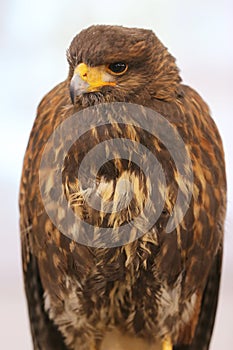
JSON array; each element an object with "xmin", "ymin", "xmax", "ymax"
[{"xmin": 0, "ymin": 0, "xmax": 232, "ymax": 348}]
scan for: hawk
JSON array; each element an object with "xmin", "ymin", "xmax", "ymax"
[{"xmin": 19, "ymin": 25, "xmax": 227, "ymax": 350}]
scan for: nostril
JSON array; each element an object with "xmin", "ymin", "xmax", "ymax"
[{"xmin": 81, "ymin": 73, "xmax": 88, "ymax": 81}]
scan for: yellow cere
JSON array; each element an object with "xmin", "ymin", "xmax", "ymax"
[{"xmin": 74, "ymin": 63, "xmax": 116, "ymax": 91}]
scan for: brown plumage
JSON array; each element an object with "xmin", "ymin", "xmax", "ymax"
[{"xmin": 19, "ymin": 25, "xmax": 227, "ymax": 350}]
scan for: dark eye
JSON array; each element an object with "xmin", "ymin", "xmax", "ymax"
[{"xmin": 107, "ymin": 62, "xmax": 128, "ymax": 75}]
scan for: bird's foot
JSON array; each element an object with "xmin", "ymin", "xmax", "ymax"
[{"xmin": 162, "ymin": 337, "xmax": 172, "ymax": 350}]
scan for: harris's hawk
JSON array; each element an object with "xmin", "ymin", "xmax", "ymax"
[{"xmin": 19, "ymin": 25, "xmax": 227, "ymax": 350}]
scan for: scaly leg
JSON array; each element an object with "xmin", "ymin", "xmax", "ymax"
[{"xmin": 162, "ymin": 338, "xmax": 172, "ymax": 350}]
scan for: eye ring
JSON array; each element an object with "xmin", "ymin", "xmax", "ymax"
[{"xmin": 107, "ymin": 62, "xmax": 128, "ymax": 75}]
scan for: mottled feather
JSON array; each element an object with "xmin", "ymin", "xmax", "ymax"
[{"xmin": 20, "ymin": 25, "xmax": 226, "ymax": 350}]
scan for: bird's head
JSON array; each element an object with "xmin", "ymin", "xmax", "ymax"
[{"xmin": 67, "ymin": 25, "xmax": 181, "ymax": 106}]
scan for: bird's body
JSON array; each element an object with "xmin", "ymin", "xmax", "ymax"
[{"xmin": 20, "ymin": 25, "xmax": 226, "ymax": 350}]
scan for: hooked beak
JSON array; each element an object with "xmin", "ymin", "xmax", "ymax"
[{"xmin": 70, "ymin": 63, "xmax": 116, "ymax": 104}]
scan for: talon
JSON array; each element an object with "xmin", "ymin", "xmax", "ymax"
[{"xmin": 162, "ymin": 338, "xmax": 172, "ymax": 350}]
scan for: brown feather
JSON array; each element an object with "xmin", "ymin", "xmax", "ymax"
[{"xmin": 19, "ymin": 25, "xmax": 227, "ymax": 350}]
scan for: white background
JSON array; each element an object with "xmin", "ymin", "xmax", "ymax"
[{"xmin": 0, "ymin": 0, "xmax": 232, "ymax": 348}]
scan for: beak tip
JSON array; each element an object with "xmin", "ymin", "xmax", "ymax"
[
  {"xmin": 69, "ymin": 74, "xmax": 90, "ymax": 104},
  {"xmin": 69, "ymin": 85, "xmax": 75, "ymax": 104}
]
